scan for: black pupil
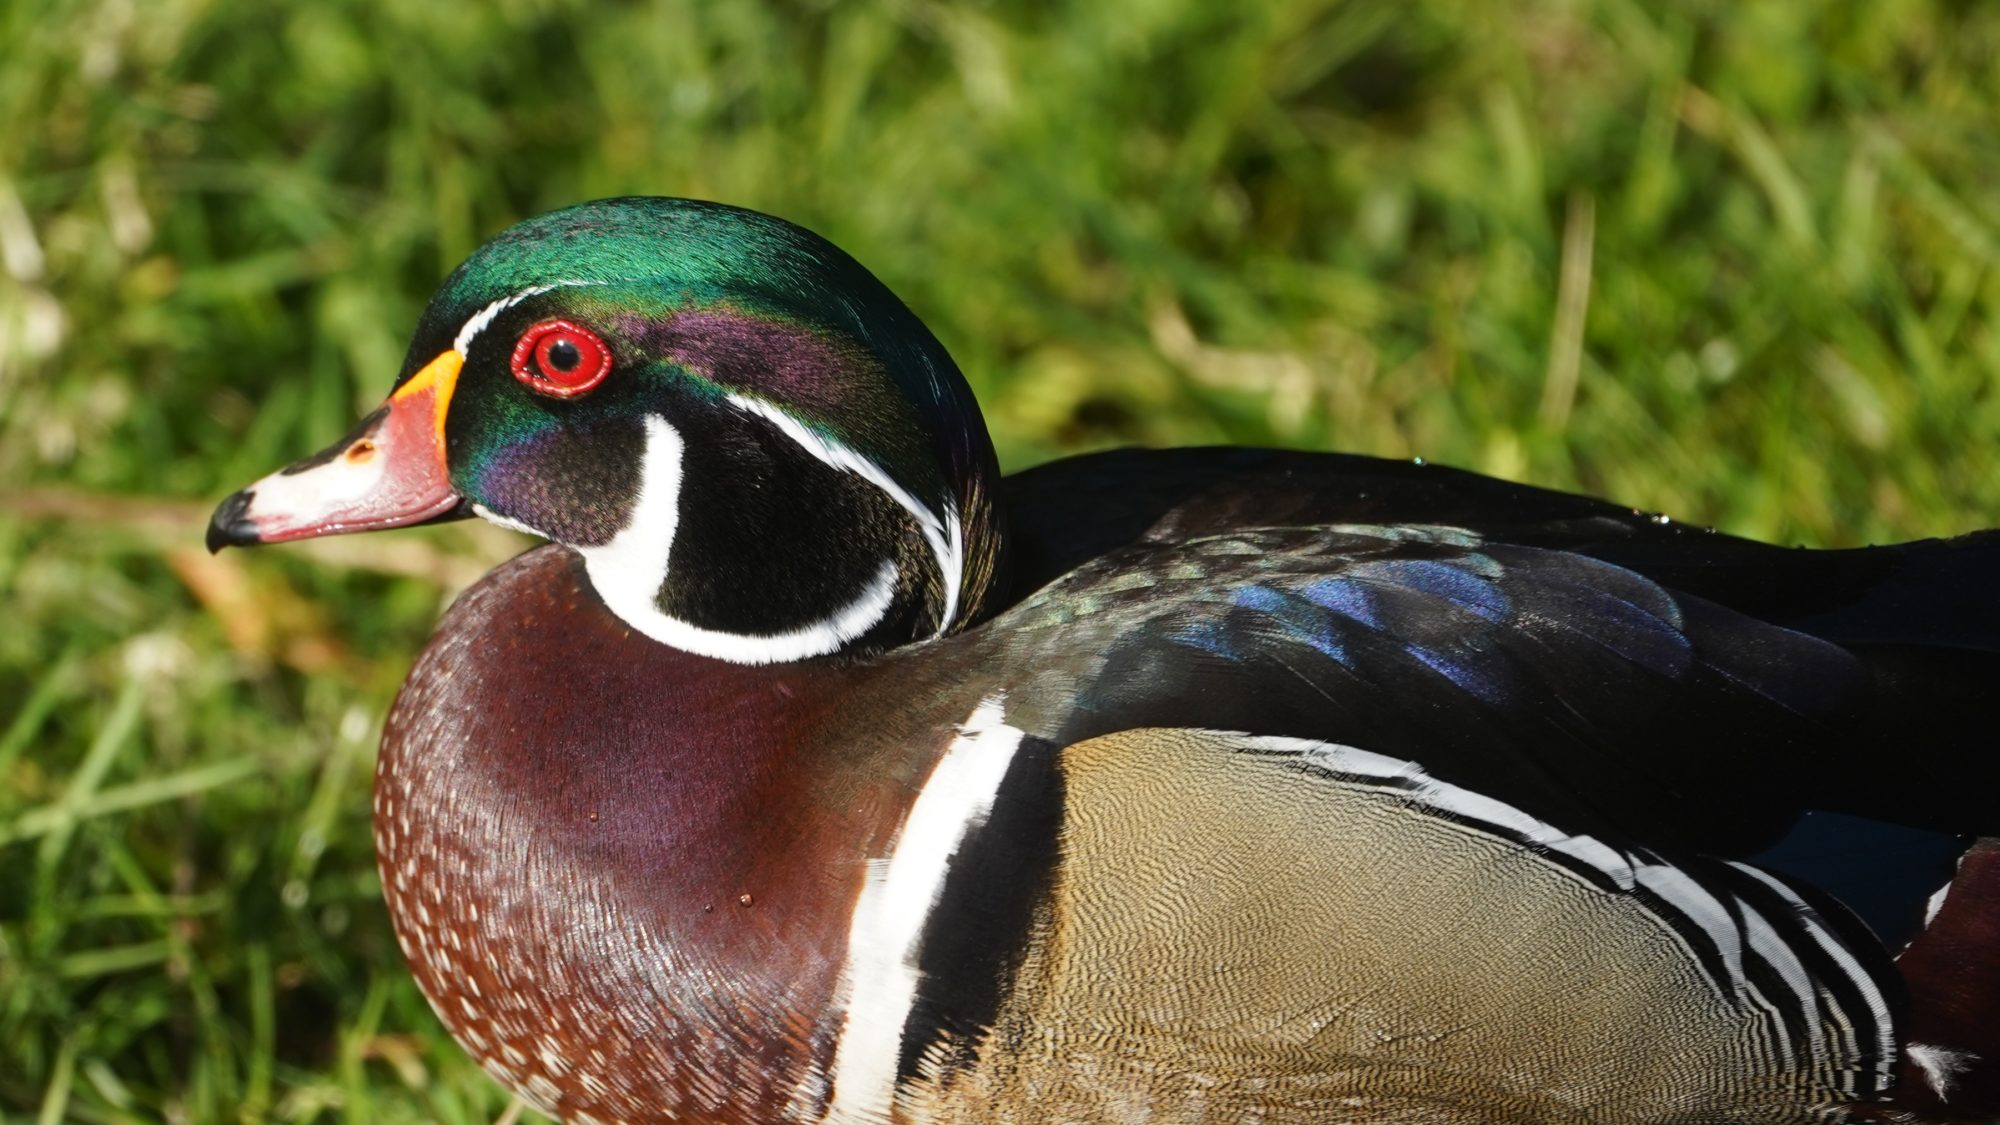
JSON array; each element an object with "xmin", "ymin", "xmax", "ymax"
[{"xmin": 545, "ymin": 338, "xmax": 582, "ymax": 372}]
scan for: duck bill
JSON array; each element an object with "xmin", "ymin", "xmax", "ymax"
[{"xmin": 206, "ymin": 351, "xmax": 468, "ymax": 552}]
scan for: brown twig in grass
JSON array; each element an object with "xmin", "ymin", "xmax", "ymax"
[
  {"xmin": 3, "ymin": 485, "xmax": 530, "ymax": 671},
  {"xmin": 0, "ymin": 485, "xmax": 527, "ymax": 588},
  {"xmin": 1539, "ymin": 191, "xmax": 1597, "ymax": 432}
]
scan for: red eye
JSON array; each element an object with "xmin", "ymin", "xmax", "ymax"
[{"xmin": 511, "ymin": 320, "xmax": 612, "ymax": 398}]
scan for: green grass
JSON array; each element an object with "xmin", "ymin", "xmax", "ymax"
[{"xmin": 3, "ymin": 0, "xmax": 1997, "ymax": 1119}]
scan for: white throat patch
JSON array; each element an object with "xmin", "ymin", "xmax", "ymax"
[{"xmin": 572, "ymin": 415, "xmax": 900, "ymax": 665}]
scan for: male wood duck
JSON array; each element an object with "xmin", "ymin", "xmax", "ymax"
[{"xmin": 209, "ymin": 197, "xmax": 2000, "ymax": 1124}]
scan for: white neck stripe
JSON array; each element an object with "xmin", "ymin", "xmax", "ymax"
[
  {"xmin": 725, "ymin": 392, "xmax": 964, "ymax": 636},
  {"xmin": 572, "ymin": 415, "xmax": 899, "ymax": 665},
  {"xmin": 823, "ymin": 695, "xmax": 1023, "ymax": 1122}
]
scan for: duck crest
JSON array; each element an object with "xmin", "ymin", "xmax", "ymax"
[
  {"xmin": 211, "ymin": 197, "xmax": 2000, "ymax": 1124},
  {"xmin": 418, "ymin": 198, "xmax": 1006, "ymax": 664}
]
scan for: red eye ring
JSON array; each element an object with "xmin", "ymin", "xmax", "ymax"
[{"xmin": 511, "ymin": 320, "xmax": 612, "ymax": 398}]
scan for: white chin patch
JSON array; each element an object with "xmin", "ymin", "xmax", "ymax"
[{"xmin": 575, "ymin": 414, "xmax": 898, "ymax": 665}]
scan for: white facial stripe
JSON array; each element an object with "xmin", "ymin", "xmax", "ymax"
[
  {"xmin": 724, "ymin": 393, "xmax": 964, "ymax": 636},
  {"xmin": 452, "ymin": 301, "xmax": 965, "ymax": 644},
  {"xmin": 824, "ymin": 695, "xmax": 1024, "ymax": 1123},
  {"xmin": 572, "ymin": 415, "xmax": 899, "ymax": 665},
  {"xmin": 452, "ymin": 279, "xmax": 602, "ymax": 357}
]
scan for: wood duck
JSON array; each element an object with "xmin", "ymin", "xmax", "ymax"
[{"xmin": 208, "ymin": 197, "xmax": 2000, "ymax": 1125}]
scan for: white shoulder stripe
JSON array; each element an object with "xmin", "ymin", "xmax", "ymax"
[
  {"xmin": 824, "ymin": 696, "xmax": 1024, "ymax": 1123},
  {"xmin": 725, "ymin": 392, "xmax": 964, "ymax": 636}
]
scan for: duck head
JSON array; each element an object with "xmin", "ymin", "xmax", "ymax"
[{"xmin": 209, "ymin": 198, "xmax": 1004, "ymax": 664}]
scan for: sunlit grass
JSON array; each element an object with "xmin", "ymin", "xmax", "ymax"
[{"xmin": 3, "ymin": 0, "xmax": 1998, "ymax": 1118}]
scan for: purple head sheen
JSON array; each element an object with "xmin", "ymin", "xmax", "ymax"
[{"xmin": 619, "ymin": 303, "xmax": 944, "ymax": 493}]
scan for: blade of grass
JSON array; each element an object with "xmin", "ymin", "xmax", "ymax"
[
  {"xmin": 1539, "ymin": 192, "xmax": 1597, "ymax": 431},
  {"xmin": 34, "ymin": 1034, "xmax": 76, "ymax": 1125},
  {"xmin": 31, "ymin": 675, "xmax": 145, "ymax": 870},
  {"xmin": 54, "ymin": 941, "xmax": 172, "ymax": 981},
  {"xmin": 0, "ymin": 644, "xmax": 82, "ymax": 782},
  {"xmin": 246, "ymin": 942, "xmax": 274, "ymax": 1116},
  {"xmin": 2, "ymin": 757, "xmax": 260, "ymax": 845}
]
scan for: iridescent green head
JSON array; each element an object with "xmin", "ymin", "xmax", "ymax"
[{"xmin": 210, "ymin": 198, "xmax": 1004, "ymax": 664}]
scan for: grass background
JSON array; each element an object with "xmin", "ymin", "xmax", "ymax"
[{"xmin": 3, "ymin": 0, "xmax": 1998, "ymax": 1119}]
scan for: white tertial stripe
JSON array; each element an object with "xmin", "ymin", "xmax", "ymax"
[
  {"xmin": 824, "ymin": 696, "xmax": 1025, "ymax": 1123},
  {"xmin": 1272, "ymin": 739, "xmax": 1637, "ymax": 881},
  {"xmin": 452, "ymin": 280, "xmax": 601, "ymax": 356},
  {"xmin": 1730, "ymin": 861, "xmax": 1899, "ymax": 1087},
  {"xmin": 1262, "ymin": 735, "xmax": 1751, "ymax": 991},
  {"xmin": 1629, "ymin": 859, "xmax": 1749, "ymax": 994},
  {"xmin": 1234, "ymin": 733, "xmax": 1895, "ymax": 1058},
  {"xmin": 573, "ymin": 415, "xmax": 899, "ymax": 665},
  {"xmin": 725, "ymin": 392, "xmax": 965, "ymax": 635}
]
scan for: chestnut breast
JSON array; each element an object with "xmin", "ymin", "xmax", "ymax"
[{"xmin": 375, "ymin": 545, "xmax": 982, "ymax": 1123}]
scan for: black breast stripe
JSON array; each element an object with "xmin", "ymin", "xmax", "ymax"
[{"xmin": 895, "ymin": 734, "xmax": 1064, "ymax": 1087}]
